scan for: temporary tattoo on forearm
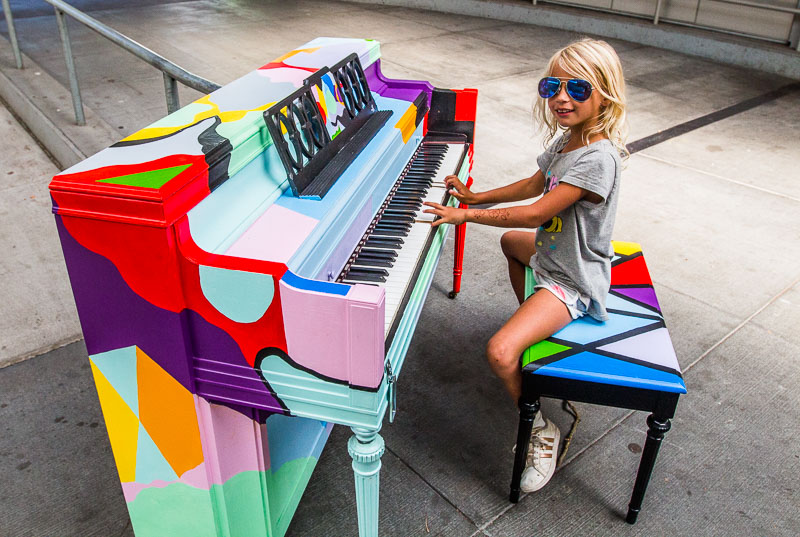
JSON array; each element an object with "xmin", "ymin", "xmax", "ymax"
[{"xmin": 474, "ymin": 208, "xmax": 511, "ymax": 222}]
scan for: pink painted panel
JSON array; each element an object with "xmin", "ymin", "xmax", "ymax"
[
  {"xmin": 280, "ymin": 280, "xmax": 384, "ymax": 388},
  {"xmin": 195, "ymin": 397, "xmax": 268, "ymax": 485},
  {"xmin": 226, "ymin": 204, "xmax": 318, "ymax": 263}
]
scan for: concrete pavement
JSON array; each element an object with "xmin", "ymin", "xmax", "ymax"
[{"xmin": 1, "ymin": 1, "xmax": 799, "ymax": 536}]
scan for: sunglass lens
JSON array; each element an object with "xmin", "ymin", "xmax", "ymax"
[
  {"xmin": 566, "ymin": 79, "xmax": 592, "ymax": 102},
  {"xmin": 538, "ymin": 77, "xmax": 560, "ymax": 99}
]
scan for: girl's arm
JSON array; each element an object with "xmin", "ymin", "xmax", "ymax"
[
  {"xmin": 424, "ymin": 182, "xmax": 587, "ymax": 228},
  {"xmin": 446, "ymin": 170, "xmax": 545, "ymax": 205}
]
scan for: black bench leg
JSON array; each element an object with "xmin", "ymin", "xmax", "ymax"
[
  {"xmin": 510, "ymin": 397, "xmax": 540, "ymax": 503},
  {"xmin": 626, "ymin": 414, "xmax": 671, "ymax": 523}
]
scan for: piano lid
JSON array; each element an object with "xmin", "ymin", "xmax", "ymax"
[{"xmin": 48, "ymin": 38, "xmax": 382, "ymax": 226}]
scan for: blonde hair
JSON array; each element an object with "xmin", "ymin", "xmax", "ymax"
[{"xmin": 534, "ymin": 38, "xmax": 629, "ymax": 159}]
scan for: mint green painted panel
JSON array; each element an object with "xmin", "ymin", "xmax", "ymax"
[
  {"xmin": 198, "ymin": 265, "xmax": 274, "ymax": 323},
  {"xmin": 268, "ymin": 457, "xmax": 321, "ymax": 537},
  {"xmin": 128, "ymin": 471, "xmax": 280, "ymax": 537},
  {"xmin": 89, "ymin": 346, "xmax": 139, "ymax": 416},
  {"xmin": 134, "ymin": 423, "xmax": 178, "ymax": 485},
  {"xmin": 128, "ymin": 482, "xmax": 219, "ymax": 537},
  {"xmin": 259, "ymin": 354, "xmax": 381, "ymax": 428}
]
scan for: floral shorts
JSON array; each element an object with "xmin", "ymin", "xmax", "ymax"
[{"xmin": 532, "ymin": 270, "xmax": 590, "ymax": 320}]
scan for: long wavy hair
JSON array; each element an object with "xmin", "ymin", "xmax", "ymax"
[{"xmin": 533, "ymin": 38, "xmax": 629, "ymax": 159}]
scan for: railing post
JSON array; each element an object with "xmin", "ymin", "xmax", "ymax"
[
  {"xmin": 791, "ymin": 1, "xmax": 800, "ymax": 50},
  {"xmin": 654, "ymin": 0, "xmax": 664, "ymax": 24},
  {"xmin": 54, "ymin": 7, "xmax": 85, "ymax": 125},
  {"xmin": 163, "ymin": 72, "xmax": 180, "ymax": 113},
  {"xmin": 1, "ymin": 0, "xmax": 24, "ymax": 68}
]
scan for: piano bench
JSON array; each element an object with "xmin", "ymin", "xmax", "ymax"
[{"xmin": 509, "ymin": 242, "xmax": 686, "ymax": 524}]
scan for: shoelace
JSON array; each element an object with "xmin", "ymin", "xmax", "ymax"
[{"xmin": 526, "ymin": 434, "xmax": 553, "ymax": 477}]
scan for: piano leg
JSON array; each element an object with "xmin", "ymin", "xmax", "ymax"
[
  {"xmin": 449, "ymin": 219, "xmax": 467, "ymax": 299},
  {"xmin": 348, "ymin": 427, "xmax": 386, "ymax": 537},
  {"xmin": 449, "ymin": 176, "xmax": 473, "ymax": 299}
]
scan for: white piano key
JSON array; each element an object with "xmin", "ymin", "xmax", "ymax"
[{"xmin": 377, "ymin": 142, "xmax": 465, "ymax": 335}]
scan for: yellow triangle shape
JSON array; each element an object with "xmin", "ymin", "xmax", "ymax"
[
  {"xmin": 90, "ymin": 360, "xmax": 140, "ymax": 482},
  {"xmin": 611, "ymin": 240, "xmax": 642, "ymax": 256}
]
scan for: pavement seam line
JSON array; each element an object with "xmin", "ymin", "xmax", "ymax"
[
  {"xmin": 683, "ymin": 274, "xmax": 800, "ymax": 374},
  {"xmin": 383, "ymin": 445, "xmax": 481, "ymax": 531},
  {"xmin": 635, "ymin": 152, "xmax": 800, "ymax": 204},
  {"xmin": 626, "ymin": 81, "xmax": 800, "ymax": 154}
]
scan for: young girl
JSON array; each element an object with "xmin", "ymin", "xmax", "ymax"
[{"xmin": 423, "ymin": 38, "xmax": 628, "ymax": 492}]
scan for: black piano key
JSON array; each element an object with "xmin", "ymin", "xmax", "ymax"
[
  {"xmin": 345, "ymin": 272, "xmax": 386, "ymax": 283},
  {"xmin": 381, "ymin": 209, "xmax": 417, "ymax": 218},
  {"xmin": 376, "ymin": 218, "xmax": 412, "ymax": 227},
  {"xmin": 386, "ymin": 203, "xmax": 422, "ymax": 212},
  {"xmin": 366, "ymin": 237, "xmax": 403, "ymax": 248},
  {"xmin": 352, "ymin": 257, "xmax": 393, "ymax": 268},
  {"xmin": 375, "ymin": 220, "xmax": 411, "ymax": 229},
  {"xmin": 375, "ymin": 224, "xmax": 411, "ymax": 233},
  {"xmin": 378, "ymin": 215, "xmax": 414, "ymax": 223},
  {"xmin": 349, "ymin": 266, "xmax": 389, "ymax": 276},
  {"xmin": 391, "ymin": 194, "xmax": 423, "ymax": 202},
  {"xmin": 395, "ymin": 190, "xmax": 427, "ymax": 198},
  {"xmin": 357, "ymin": 252, "xmax": 396, "ymax": 263},
  {"xmin": 371, "ymin": 228, "xmax": 407, "ymax": 237},
  {"xmin": 360, "ymin": 248, "xmax": 397, "ymax": 259}
]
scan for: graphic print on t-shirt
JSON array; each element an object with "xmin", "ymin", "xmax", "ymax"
[{"xmin": 540, "ymin": 171, "xmax": 562, "ymax": 254}]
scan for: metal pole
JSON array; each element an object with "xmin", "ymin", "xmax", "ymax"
[
  {"xmin": 1, "ymin": 0, "xmax": 24, "ymax": 68},
  {"xmin": 654, "ymin": 0, "xmax": 664, "ymax": 24},
  {"xmin": 54, "ymin": 7, "xmax": 85, "ymax": 126},
  {"xmin": 791, "ymin": 0, "xmax": 800, "ymax": 50},
  {"xmin": 163, "ymin": 73, "xmax": 180, "ymax": 113}
]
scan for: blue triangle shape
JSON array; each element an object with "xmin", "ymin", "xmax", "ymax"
[
  {"xmin": 135, "ymin": 423, "xmax": 178, "ymax": 484},
  {"xmin": 89, "ymin": 346, "xmax": 139, "ymax": 417},
  {"xmin": 535, "ymin": 351, "xmax": 686, "ymax": 393},
  {"xmin": 552, "ymin": 311, "xmax": 658, "ymax": 346}
]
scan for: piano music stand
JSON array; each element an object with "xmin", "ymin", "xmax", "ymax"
[{"xmin": 509, "ymin": 242, "xmax": 686, "ymax": 523}]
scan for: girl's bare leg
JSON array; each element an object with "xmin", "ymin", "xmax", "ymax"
[
  {"xmin": 500, "ymin": 231, "xmax": 538, "ymax": 304},
  {"xmin": 487, "ymin": 289, "xmax": 573, "ymax": 404}
]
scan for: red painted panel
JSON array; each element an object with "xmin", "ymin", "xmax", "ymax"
[{"xmin": 610, "ymin": 254, "xmax": 653, "ymax": 286}]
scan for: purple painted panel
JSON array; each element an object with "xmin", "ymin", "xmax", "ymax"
[
  {"xmin": 56, "ymin": 217, "xmax": 194, "ymax": 392},
  {"xmin": 365, "ymin": 59, "xmax": 433, "ymax": 105},
  {"xmin": 615, "ymin": 286, "xmax": 661, "ymax": 311},
  {"xmin": 56, "ymin": 217, "xmax": 286, "ymax": 414}
]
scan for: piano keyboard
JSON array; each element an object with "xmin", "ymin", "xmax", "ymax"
[{"xmin": 339, "ymin": 140, "xmax": 466, "ymax": 336}]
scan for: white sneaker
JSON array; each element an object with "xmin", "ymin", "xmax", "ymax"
[{"xmin": 519, "ymin": 418, "xmax": 561, "ymax": 493}]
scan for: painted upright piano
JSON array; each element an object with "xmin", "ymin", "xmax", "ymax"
[{"xmin": 49, "ymin": 38, "xmax": 476, "ymax": 537}]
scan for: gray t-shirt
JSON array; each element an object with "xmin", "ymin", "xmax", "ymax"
[{"xmin": 532, "ymin": 135, "xmax": 621, "ymax": 321}]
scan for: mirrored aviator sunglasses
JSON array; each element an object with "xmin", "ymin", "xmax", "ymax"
[{"xmin": 538, "ymin": 77, "xmax": 593, "ymax": 102}]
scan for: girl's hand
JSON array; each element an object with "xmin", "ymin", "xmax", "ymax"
[
  {"xmin": 444, "ymin": 175, "xmax": 479, "ymax": 205},
  {"xmin": 422, "ymin": 202, "xmax": 467, "ymax": 228}
]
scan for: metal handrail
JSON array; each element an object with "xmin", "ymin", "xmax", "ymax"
[
  {"xmin": 2, "ymin": 0, "xmax": 221, "ymax": 125},
  {"xmin": 533, "ymin": 0, "xmax": 800, "ymax": 50},
  {"xmin": 1, "ymin": 0, "xmax": 23, "ymax": 68}
]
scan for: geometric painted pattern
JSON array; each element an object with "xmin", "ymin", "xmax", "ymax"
[
  {"xmin": 522, "ymin": 242, "xmax": 686, "ymax": 394},
  {"xmin": 89, "ymin": 346, "xmax": 204, "ymax": 484}
]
